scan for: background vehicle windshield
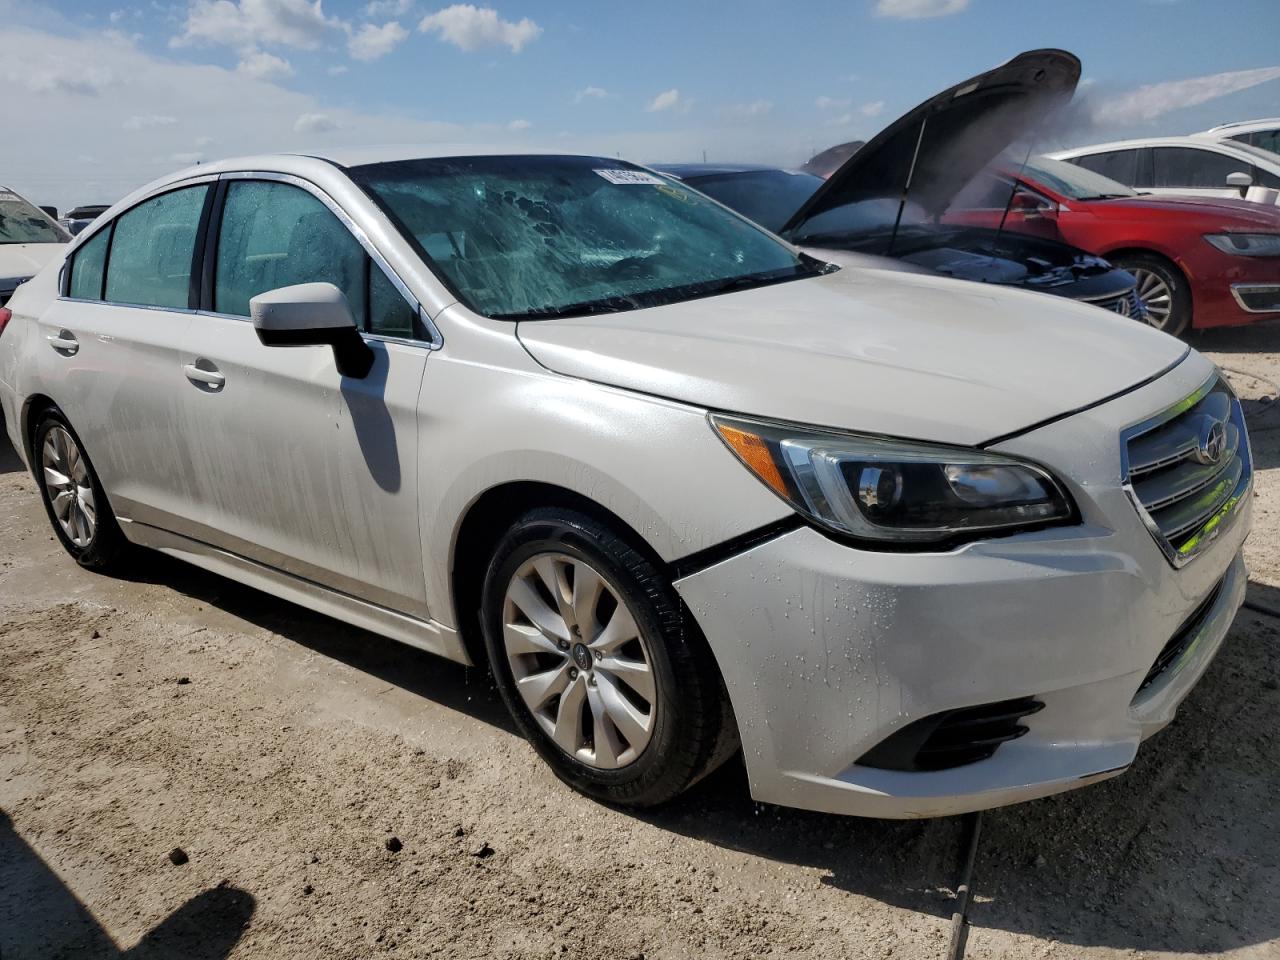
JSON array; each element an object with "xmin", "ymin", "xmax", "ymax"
[
  {"xmin": 0, "ymin": 189, "xmax": 71, "ymax": 244},
  {"xmin": 684, "ymin": 170, "xmax": 824, "ymax": 233},
  {"xmin": 1022, "ymin": 156, "xmax": 1137, "ymax": 200},
  {"xmin": 350, "ymin": 156, "xmax": 810, "ymax": 319}
]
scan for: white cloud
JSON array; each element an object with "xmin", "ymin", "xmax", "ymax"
[
  {"xmin": 109, "ymin": 9, "xmax": 127, "ymax": 22},
  {"xmin": 646, "ymin": 88, "xmax": 681, "ymax": 113},
  {"xmin": 860, "ymin": 100, "xmax": 886, "ymax": 117},
  {"xmin": 195, "ymin": 136, "xmax": 216, "ymax": 147},
  {"xmin": 506, "ymin": 118, "xmax": 531, "ymax": 131},
  {"xmin": 349, "ymin": 20, "xmax": 409, "ymax": 60},
  {"xmin": 327, "ymin": 64, "xmax": 350, "ymax": 75},
  {"xmin": 293, "ymin": 112, "xmax": 338, "ymax": 133},
  {"xmin": 123, "ymin": 113, "xmax": 178, "ymax": 129},
  {"xmin": 1091, "ymin": 65, "xmax": 1280, "ymax": 126},
  {"xmin": 815, "ymin": 96, "xmax": 851, "ymax": 111},
  {"xmin": 723, "ymin": 99, "xmax": 772, "ymax": 120},
  {"xmin": 169, "ymin": 151, "xmax": 205, "ymax": 165},
  {"xmin": 417, "ymin": 4, "xmax": 541, "ymax": 52},
  {"xmin": 574, "ymin": 84, "xmax": 608, "ymax": 103},
  {"xmin": 874, "ymin": 0, "xmax": 969, "ymax": 18},
  {"xmin": 236, "ymin": 49, "xmax": 294, "ymax": 80},
  {"xmin": 174, "ymin": 0, "xmax": 342, "ymax": 51},
  {"xmin": 363, "ymin": 0, "xmax": 412, "ymax": 14}
]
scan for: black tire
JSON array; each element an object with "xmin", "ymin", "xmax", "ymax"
[
  {"xmin": 32, "ymin": 409, "xmax": 129, "ymax": 572},
  {"xmin": 480, "ymin": 506, "xmax": 735, "ymax": 808},
  {"xmin": 1112, "ymin": 253, "xmax": 1192, "ymax": 338}
]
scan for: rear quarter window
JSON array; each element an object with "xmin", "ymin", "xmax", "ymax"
[{"xmin": 68, "ymin": 227, "xmax": 110, "ymax": 300}]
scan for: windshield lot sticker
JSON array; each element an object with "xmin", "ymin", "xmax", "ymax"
[{"xmin": 594, "ymin": 169, "xmax": 665, "ymax": 186}]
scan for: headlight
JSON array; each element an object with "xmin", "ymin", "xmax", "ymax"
[
  {"xmin": 1204, "ymin": 233, "xmax": 1280, "ymax": 257},
  {"xmin": 712, "ymin": 414, "xmax": 1074, "ymax": 545}
]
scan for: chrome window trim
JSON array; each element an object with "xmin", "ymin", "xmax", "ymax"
[
  {"xmin": 1230, "ymin": 282, "xmax": 1280, "ymax": 314},
  {"xmin": 217, "ymin": 170, "xmax": 443, "ymax": 350},
  {"xmin": 57, "ymin": 297, "xmax": 199, "ymax": 314},
  {"xmin": 1119, "ymin": 372, "xmax": 1253, "ymax": 568}
]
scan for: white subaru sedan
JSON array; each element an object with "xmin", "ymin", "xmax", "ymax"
[{"xmin": 0, "ymin": 147, "xmax": 1252, "ymax": 818}]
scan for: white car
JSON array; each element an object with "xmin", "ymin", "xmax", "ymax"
[
  {"xmin": 1049, "ymin": 136, "xmax": 1280, "ymax": 203},
  {"xmin": 0, "ymin": 143, "xmax": 1252, "ymax": 819},
  {"xmin": 0, "ymin": 185, "xmax": 71, "ymax": 306},
  {"xmin": 1200, "ymin": 118, "xmax": 1280, "ymax": 157}
]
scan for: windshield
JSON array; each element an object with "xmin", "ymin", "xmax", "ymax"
[
  {"xmin": 682, "ymin": 170, "xmax": 824, "ymax": 233},
  {"xmin": 349, "ymin": 155, "xmax": 815, "ymax": 319},
  {"xmin": 0, "ymin": 189, "xmax": 71, "ymax": 244},
  {"xmin": 1021, "ymin": 155, "xmax": 1137, "ymax": 200}
]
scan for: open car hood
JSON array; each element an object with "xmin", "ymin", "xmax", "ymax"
[{"xmin": 781, "ymin": 49, "xmax": 1080, "ymax": 238}]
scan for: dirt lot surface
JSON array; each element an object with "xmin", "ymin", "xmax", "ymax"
[{"xmin": 2, "ymin": 326, "xmax": 1279, "ymax": 960}]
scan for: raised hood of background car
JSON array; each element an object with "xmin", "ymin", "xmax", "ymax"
[
  {"xmin": 515, "ymin": 266, "xmax": 1188, "ymax": 447},
  {"xmin": 781, "ymin": 49, "xmax": 1081, "ymax": 237}
]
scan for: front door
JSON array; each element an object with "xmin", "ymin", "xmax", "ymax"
[{"xmin": 176, "ymin": 177, "xmax": 431, "ymax": 617}]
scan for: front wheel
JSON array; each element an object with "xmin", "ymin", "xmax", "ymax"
[
  {"xmin": 480, "ymin": 507, "xmax": 734, "ymax": 807},
  {"xmin": 1113, "ymin": 254, "xmax": 1192, "ymax": 337}
]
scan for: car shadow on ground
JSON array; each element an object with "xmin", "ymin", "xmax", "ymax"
[
  {"xmin": 0, "ymin": 432, "xmax": 23, "ymax": 475},
  {"xmin": 0, "ymin": 810, "xmax": 254, "ymax": 959},
  {"xmin": 1196, "ymin": 324, "xmax": 1280, "ymax": 356}
]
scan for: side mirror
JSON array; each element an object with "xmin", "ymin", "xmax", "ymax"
[
  {"xmin": 1226, "ymin": 171, "xmax": 1253, "ymax": 198},
  {"xmin": 250, "ymin": 282, "xmax": 374, "ymax": 379},
  {"xmin": 1009, "ymin": 190, "xmax": 1056, "ymax": 219}
]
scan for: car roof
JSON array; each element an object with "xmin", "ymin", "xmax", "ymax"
[
  {"xmin": 1203, "ymin": 118, "xmax": 1280, "ymax": 134},
  {"xmin": 650, "ymin": 162, "xmax": 806, "ymax": 179},
  {"xmin": 1050, "ymin": 136, "xmax": 1262, "ymax": 157}
]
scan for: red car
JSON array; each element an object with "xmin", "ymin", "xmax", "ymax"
[{"xmin": 946, "ymin": 155, "xmax": 1280, "ymax": 336}]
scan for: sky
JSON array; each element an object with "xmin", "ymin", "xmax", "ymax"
[{"xmin": 2, "ymin": 0, "xmax": 1279, "ymax": 209}]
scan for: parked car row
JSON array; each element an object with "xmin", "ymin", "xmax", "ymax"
[{"xmin": 0, "ymin": 186, "xmax": 72, "ymax": 308}]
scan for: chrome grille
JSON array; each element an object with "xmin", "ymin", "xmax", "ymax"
[
  {"xmin": 1090, "ymin": 287, "xmax": 1147, "ymax": 321},
  {"xmin": 1122, "ymin": 376, "xmax": 1252, "ymax": 567}
]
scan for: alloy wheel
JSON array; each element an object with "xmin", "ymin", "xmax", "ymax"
[
  {"xmin": 502, "ymin": 552, "xmax": 657, "ymax": 769},
  {"xmin": 41, "ymin": 425, "xmax": 97, "ymax": 548},
  {"xmin": 1131, "ymin": 267, "xmax": 1174, "ymax": 330}
]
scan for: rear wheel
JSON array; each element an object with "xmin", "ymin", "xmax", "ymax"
[
  {"xmin": 480, "ymin": 507, "xmax": 733, "ymax": 807},
  {"xmin": 33, "ymin": 410, "xmax": 128, "ymax": 572},
  {"xmin": 1113, "ymin": 254, "xmax": 1192, "ymax": 337}
]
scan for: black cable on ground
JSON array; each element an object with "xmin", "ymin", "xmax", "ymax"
[{"xmin": 945, "ymin": 810, "xmax": 984, "ymax": 960}]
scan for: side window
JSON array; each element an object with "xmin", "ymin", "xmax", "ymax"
[
  {"xmin": 368, "ymin": 265, "xmax": 417, "ymax": 338},
  {"xmin": 1071, "ymin": 150, "xmax": 1140, "ymax": 186},
  {"xmin": 104, "ymin": 185, "xmax": 209, "ymax": 308},
  {"xmin": 214, "ymin": 180, "xmax": 366, "ymax": 321},
  {"xmin": 68, "ymin": 226, "xmax": 110, "ymax": 300},
  {"xmin": 1151, "ymin": 147, "xmax": 1250, "ymax": 188},
  {"xmin": 1253, "ymin": 164, "xmax": 1280, "ymax": 189}
]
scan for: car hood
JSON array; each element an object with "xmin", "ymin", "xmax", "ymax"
[
  {"xmin": 515, "ymin": 267, "xmax": 1187, "ymax": 446},
  {"xmin": 0, "ymin": 243, "xmax": 65, "ymax": 280},
  {"xmin": 781, "ymin": 49, "xmax": 1080, "ymax": 238},
  {"xmin": 1082, "ymin": 192, "xmax": 1280, "ymax": 227}
]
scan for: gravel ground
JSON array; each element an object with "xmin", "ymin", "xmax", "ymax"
[{"xmin": 2, "ymin": 325, "xmax": 1279, "ymax": 960}]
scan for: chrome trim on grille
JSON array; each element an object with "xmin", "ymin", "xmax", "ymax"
[{"xmin": 1121, "ymin": 374, "xmax": 1253, "ymax": 568}]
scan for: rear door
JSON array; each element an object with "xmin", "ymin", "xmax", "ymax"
[
  {"xmin": 35, "ymin": 180, "xmax": 213, "ymax": 526},
  {"xmin": 176, "ymin": 174, "xmax": 432, "ymax": 617},
  {"xmin": 1149, "ymin": 146, "xmax": 1251, "ymax": 199}
]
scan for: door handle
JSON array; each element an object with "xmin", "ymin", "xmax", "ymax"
[
  {"xmin": 47, "ymin": 330, "xmax": 79, "ymax": 355},
  {"xmin": 183, "ymin": 362, "xmax": 226, "ymax": 389}
]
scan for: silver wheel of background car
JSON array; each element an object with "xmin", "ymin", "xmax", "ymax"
[
  {"xmin": 41, "ymin": 425, "xmax": 97, "ymax": 548},
  {"xmin": 1131, "ymin": 268, "xmax": 1173, "ymax": 330},
  {"xmin": 502, "ymin": 552, "xmax": 657, "ymax": 770}
]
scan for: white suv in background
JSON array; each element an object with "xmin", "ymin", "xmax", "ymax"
[
  {"xmin": 1201, "ymin": 118, "xmax": 1280, "ymax": 156},
  {"xmin": 1050, "ymin": 136, "xmax": 1280, "ymax": 202},
  {"xmin": 0, "ymin": 134, "xmax": 1253, "ymax": 818},
  {"xmin": 0, "ymin": 185, "xmax": 71, "ymax": 307}
]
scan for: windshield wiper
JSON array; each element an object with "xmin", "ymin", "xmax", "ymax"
[{"xmin": 493, "ymin": 293, "xmax": 644, "ymax": 321}]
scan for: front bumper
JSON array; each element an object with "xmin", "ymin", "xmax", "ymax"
[{"xmin": 675, "ymin": 353, "xmax": 1251, "ymax": 818}]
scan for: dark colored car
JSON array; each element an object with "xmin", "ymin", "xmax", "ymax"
[
  {"xmin": 656, "ymin": 50, "xmax": 1142, "ymax": 320},
  {"xmin": 59, "ymin": 204, "xmax": 111, "ymax": 237}
]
